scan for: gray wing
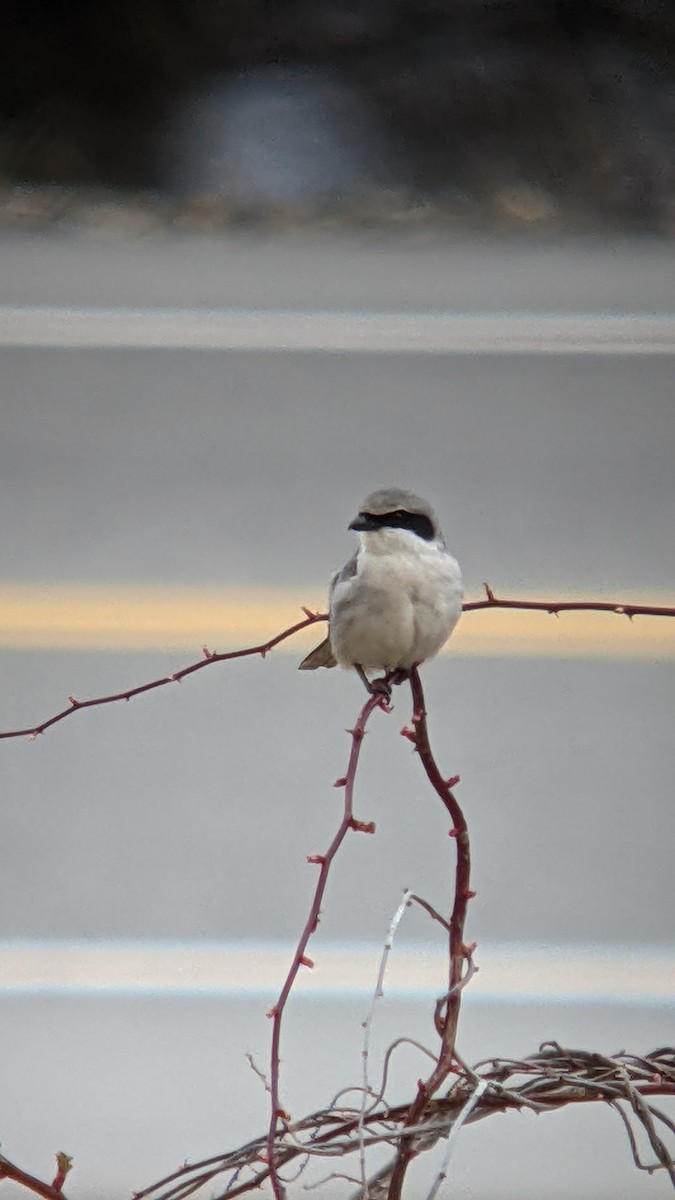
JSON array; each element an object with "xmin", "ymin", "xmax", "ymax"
[
  {"xmin": 298, "ymin": 553, "xmax": 359, "ymax": 672},
  {"xmin": 329, "ymin": 551, "xmax": 359, "ymax": 598}
]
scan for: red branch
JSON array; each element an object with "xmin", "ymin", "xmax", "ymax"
[
  {"xmin": 465, "ymin": 584, "xmax": 675, "ymax": 619},
  {"xmin": 1, "ymin": 590, "xmax": 673, "ymax": 742},
  {"xmin": 0, "ymin": 610, "xmax": 326, "ymax": 740},
  {"xmin": 265, "ymin": 690, "xmax": 388, "ymax": 1199},
  {"xmin": 386, "ymin": 667, "xmax": 473, "ymax": 1200}
]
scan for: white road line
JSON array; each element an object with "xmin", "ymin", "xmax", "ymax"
[
  {"xmin": 0, "ymin": 940, "xmax": 672, "ymax": 1004},
  {"xmin": 1, "ymin": 306, "xmax": 675, "ymax": 353}
]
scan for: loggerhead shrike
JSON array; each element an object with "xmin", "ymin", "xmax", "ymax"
[{"xmin": 299, "ymin": 487, "xmax": 463, "ymax": 696}]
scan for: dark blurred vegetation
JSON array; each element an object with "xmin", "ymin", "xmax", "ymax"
[{"xmin": 2, "ymin": 0, "xmax": 675, "ymax": 227}]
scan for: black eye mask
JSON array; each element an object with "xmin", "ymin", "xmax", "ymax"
[{"xmin": 349, "ymin": 510, "xmax": 435, "ymax": 541}]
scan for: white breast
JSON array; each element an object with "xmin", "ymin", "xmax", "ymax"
[{"xmin": 330, "ymin": 531, "xmax": 463, "ymax": 671}]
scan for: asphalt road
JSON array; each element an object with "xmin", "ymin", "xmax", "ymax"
[{"xmin": 1, "ymin": 229, "xmax": 674, "ymax": 1200}]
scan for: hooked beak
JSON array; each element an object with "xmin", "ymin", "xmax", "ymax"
[{"xmin": 349, "ymin": 512, "xmax": 378, "ymax": 532}]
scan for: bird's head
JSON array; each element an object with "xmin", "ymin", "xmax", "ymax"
[{"xmin": 348, "ymin": 487, "xmax": 443, "ymax": 548}]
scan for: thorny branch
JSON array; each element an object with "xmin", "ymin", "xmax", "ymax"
[
  {"xmin": 265, "ymin": 689, "xmax": 387, "ymax": 1200},
  {"xmin": 465, "ymin": 586, "xmax": 675, "ymax": 618},
  {"xmin": 0, "ymin": 609, "xmax": 327, "ymax": 740},
  {"xmin": 380, "ymin": 666, "xmax": 474, "ymax": 1200},
  {"xmin": 2, "ymin": 588, "xmax": 674, "ymax": 740}
]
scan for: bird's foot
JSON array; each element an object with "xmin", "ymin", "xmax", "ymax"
[
  {"xmin": 356, "ymin": 665, "xmax": 392, "ymax": 702},
  {"xmin": 387, "ymin": 668, "xmax": 410, "ymax": 688},
  {"xmin": 355, "ymin": 666, "xmax": 412, "ymax": 702},
  {"xmin": 369, "ymin": 677, "xmax": 393, "ymax": 700}
]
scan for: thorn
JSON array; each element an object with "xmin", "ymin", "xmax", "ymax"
[
  {"xmin": 68, "ymin": 696, "xmax": 80, "ymax": 708},
  {"xmin": 29, "ymin": 730, "xmax": 42, "ymax": 740},
  {"xmin": 445, "ymin": 774, "xmax": 460, "ymax": 788},
  {"xmin": 411, "ymin": 709, "xmax": 424, "ymax": 725},
  {"xmin": 333, "ymin": 776, "xmax": 347, "ymax": 788},
  {"xmin": 463, "ymin": 889, "xmax": 477, "ymax": 900},
  {"xmin": 266, "ymin": 1006, "xmax": 279, "ymax": 1019},
  {"xmin": 346, "ymin": 726, "xmax": 366, "ymax": 742},
  {"xmin": 167, "ymin": 674, "xmax": 181, "ymax": 683},
  {"xmin": 483, "ymin": 582, "xmax": 496, "ymax": 602},
  {"xmin": 301, "ymin": 606, "xmax": 319, "ymax": 619},
  {"xmin": 400, "ymin": 726, "xmax": 417, "ymax": 743},
  {"xmin": 259, "ymin": 648, "xmax": 268, "ymax": 659},
  {"xmin": 299, "ymin": 955, "xmax": 314, "ymax": 968},
  {"xmin": 448, "ymin": 827, "xmax": 459, "ymax": 838},
  {"xmin": 276, "ymin": 1107, "xmax": 291, "ymax": 1122},
  {"xmin": 349, "ymin": 818, "xmax": 376, "ymax": 835},
  {"xmin": 464, "ymin": 941, "xmax": 477, "ymax": 956},
  {"xmin": 202, "ymin": 646, "xmax": 215, "ymax": 660},
  {"xmin": 307, "ymin": 854, "xmax": 325, "ymax": 865},
  {"xmin": 51, "ymin": 1152, "xmax": 73, "ymax": 1193}
]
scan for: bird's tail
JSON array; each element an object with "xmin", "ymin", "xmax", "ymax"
[{"xmin": 298, "ymin": 637, "xmax": 337, "ymax": 670}]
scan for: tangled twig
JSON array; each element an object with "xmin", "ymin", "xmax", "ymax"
[{"xmin": 125, "ymin": 1046, "xmax": 675, "ymax": 1200}]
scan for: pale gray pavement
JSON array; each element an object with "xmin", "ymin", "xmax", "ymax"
[{"xmin": 1, "ymin": 230, "xmax": 674, "ymax": 1198}]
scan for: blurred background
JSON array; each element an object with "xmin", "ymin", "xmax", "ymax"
[
  {"xmin": 2, "ymin": 0, "xmax": 675, "ymax": 229},
  {"xmin": 2, "ymin": 3, "xmax": 675, "ymax": 1199}
]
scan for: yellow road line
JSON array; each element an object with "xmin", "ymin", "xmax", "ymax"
[{"xmin": 0, "ymin": 584, "xmax": 673, "ymax": 659}]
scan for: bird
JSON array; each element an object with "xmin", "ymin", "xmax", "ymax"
[{"xmin": 299, "ymin": 487, "xmax": 463, "ymax": 696}]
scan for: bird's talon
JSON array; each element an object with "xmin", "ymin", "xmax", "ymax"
[
  {"xmin": 388, "ymin": 668, "xmax": 410, "ymax": 687},
  {"xmin": 369, "ymin": 677, "xmax": 392, "ymax": 700}
]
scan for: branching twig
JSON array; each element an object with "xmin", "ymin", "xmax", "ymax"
[
  {"xmin": 358, "ymin": 890, "xmax": 413, "ymax": 1193},
  {"xmin": 0, "ymin": 1153, "xmax": 72, "ymax": 1200}
]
